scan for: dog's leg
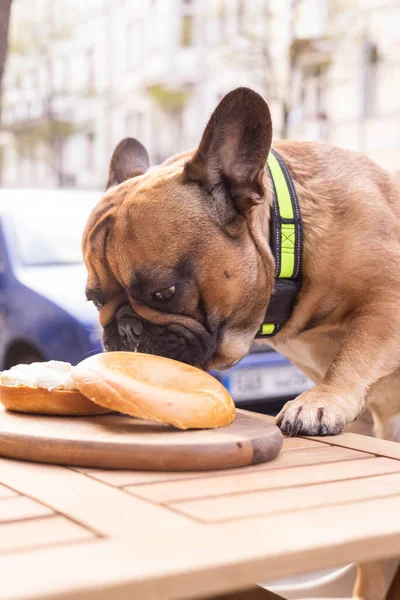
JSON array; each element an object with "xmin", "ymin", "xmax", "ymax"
[
  {"xmin": 345, "ymin": 408, "xmax": 375, "ymax": 436},
  {"xmin": 276, "ymin": 305, "xmax": 400, "ymax": 436},
  {"xmin": 367, "ymin": 372, "xmax": 400, "ymax": 442}
]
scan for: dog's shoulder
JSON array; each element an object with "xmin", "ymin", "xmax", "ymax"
[{"xmin": 272, "ymin": 139, "xmax": 397, "ymax": 195}]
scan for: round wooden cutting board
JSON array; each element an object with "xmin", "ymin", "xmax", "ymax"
[{"xmin": 0, "ymin": 407, "xmax": 283, "ymax": 471}]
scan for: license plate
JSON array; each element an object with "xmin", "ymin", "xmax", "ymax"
[{"xmin": 229, "ymin": 365, "xmax": 313, "ymax": 401}]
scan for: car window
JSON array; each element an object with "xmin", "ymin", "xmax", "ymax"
[
  {"xmin": 0, "ymin": 222, "xmax": 6, "ymax": 274},
  {"xmin": 11, "ymin": 199, "xmax": 97, "ymax": 267}
]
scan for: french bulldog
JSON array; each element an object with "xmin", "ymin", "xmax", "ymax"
[
  {"xmin": 83, "ymin": 87, "xmax": 400, "ymax": 444},
  {"xmin": 83, "ymin": 87, "xmax": 400, "ymax": 600}
]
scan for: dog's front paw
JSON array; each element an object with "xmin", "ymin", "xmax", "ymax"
[{"xmin": 276, "ymin": 386, "xmax": 359, "ymax": 436}]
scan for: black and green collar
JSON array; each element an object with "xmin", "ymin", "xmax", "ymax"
[{"xmin": 255, "ymin": 148, "xmax": 303, "ymax": 338}]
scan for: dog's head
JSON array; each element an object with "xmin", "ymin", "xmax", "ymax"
[{"xmin": 83, "ymin": 87, "xmax": 275, "ymax": 369}]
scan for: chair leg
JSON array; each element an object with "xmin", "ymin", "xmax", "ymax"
[
  {"xmin": 353, "ymin": 561, "xmax": 387, "ymax": 600},
  {"xmin": 387, "ymin": 561, "xmax": 400, "ymax": 600}
]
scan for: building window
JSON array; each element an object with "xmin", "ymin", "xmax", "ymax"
[
  {"xmin": 14, "ymin": 72, "xmax": 22, "ymax": 89},
  {"xmin": 28, "ymin": 145, "xmax": 37, "ymax": 182},
  {"xmin": 86, "ymin": 48, "xmax": 95, "ymax": 92},
  {"xmin": 86, "ymin": 132, "xmax": 95, "ymax": 171},
  {"xmin": 219, "ymin": 0, "xmax": 227, "ymax": 41},
  {"xmin": 237, "ymin": 0, "xmax": 245, "ymax": 35},
  {"xmin": 126, "ymin": 20, "xmax": 144, "ymax": 69},
  {"xmin": 301, "ymin": 64, "xmax": 328, "ymax": 120},
  {"xmin": 126, "ymin": 112, "xmax": 144, "ymax": 140},
  {"xmin": 29, "ymin": 68, "xmax": 37, "ymax": 91},
  {"xmin": 180, "ymin": 14, "xmax": 193, "ymax": 46},
  {"xmin": 126, "ymin": 23, "xmax": 133, "ymax": 68},
  {"xmin": 63, "ymin": 56, "xmax": 70, "ymax": 92},
  {"xmin": 2, "ymin": 105, "xmax": 13, "ymax": 124},
  {"xmin": 362, "ymin": 41, "xmax": 378, "ymax": 118}
]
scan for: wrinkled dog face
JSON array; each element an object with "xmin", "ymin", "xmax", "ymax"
[{"xmin": 83, "ymin": 88, "xmax": 275, "ymax": 369}]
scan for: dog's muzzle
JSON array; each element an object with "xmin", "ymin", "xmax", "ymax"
[
  {"xmin": 116, "ymin": 304, "xmax": 143, "ymax": 348},
  {"xmin": 103, "ymin": 302, "xmax": 216, "ymax": 367}
]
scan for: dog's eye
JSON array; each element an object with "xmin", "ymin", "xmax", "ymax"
[
  {"xmin": 152, "ymin": 285, "xmax": 176, "ymax": 302},
  {"xmin": 86, "ymin": 291, "xmax": 105, "ymax": 310},
  {"xmin": 92, "ymin": 299, "xmax": 104, "ymax": 310}
]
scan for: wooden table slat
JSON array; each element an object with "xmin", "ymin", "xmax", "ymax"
[
  {"xmin": 170, "ymin": 471, "xmax": 400, "ymax": 522},
  {"xmin": 0, "ymin": 483, "xmax": 18, "ymax": 499},
  {"xmin": 0, "ymin": 457, "xmax": 190, "ymax": 536},
  {"xmin": 129, "ymin": 448, "xmax": 373, "ymax": 503},
  {"xmin": 0, "ymin": 515, "xmax": 93, "ymax": 554},
  {"xmin": 73, "ymin": 438, "xmax": 322, "ymax": 488},
  {"xmin": 0, "ymin": 495, "xmax": 54, "ymax": 523},
  {"xmin": 280, "ymin": 438, "xmax": 322, "ymax": 451},
  {"xmin": 2, "ymin": 493, "xmax": 400, "ymax": 600},
  {"xmin": 308, "ymin": 432, "xmax": 400, "ymax": 460},
  {"xmin": 75, "ymin": 467, "xmax": 221, "ymax": 488}
]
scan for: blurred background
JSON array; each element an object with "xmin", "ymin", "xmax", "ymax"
[
  {"xmin": 1, "ymin": 0, "xmax": 399, "ymax": 188},
  {"xmin": 0, "ymin": 0, "xmax": 398, "ymax": 414}
]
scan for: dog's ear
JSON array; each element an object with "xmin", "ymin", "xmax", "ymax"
[
  {"xmin": 184, "ymin": 88, "xmax": 272, "ymax": 217},
  {"xmin": 106, "ymin": 138, "xmax": 150, "ymax": 189}
]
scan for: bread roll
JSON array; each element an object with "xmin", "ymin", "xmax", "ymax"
[
  {"xmin": 0, "ymin": 360, "xmax": 110, "ymax": 416},
  {"xmin": 72, "ymin": 352, "xmax": 235, "ymax": 430},
  {"xmin": 0, "ymin": 385, "xmax": 110, "ymax": 416}
]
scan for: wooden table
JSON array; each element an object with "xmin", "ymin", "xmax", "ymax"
[{"xmin": 1, "ymin": 411, "xmax": 400, "ymax": 600}]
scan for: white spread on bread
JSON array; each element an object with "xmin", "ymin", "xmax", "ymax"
[
  {"xmin": 1, "ymin": 361, "xmax": 78, "ymax": 391},
  {"xmin": 0, "ymin": 352, "xmax": 235, "ymax": 428}
]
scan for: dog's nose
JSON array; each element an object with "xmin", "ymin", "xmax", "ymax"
[{"xmin": 116, "ymin": 304, "xmax": 143, "ymax": 342}]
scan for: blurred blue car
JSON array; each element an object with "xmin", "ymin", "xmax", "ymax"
[
  {"xmin": 0, "ymin": 189, "xmax": 103, "ymax": 368},
  {"xmin": 0, "ymin": 189, "xmax": 312, "ymax": 412}
]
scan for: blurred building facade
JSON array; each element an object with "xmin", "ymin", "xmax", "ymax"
[{"xmin": 0, "ymin": 0, "xmax": 399, "ymax": 189}]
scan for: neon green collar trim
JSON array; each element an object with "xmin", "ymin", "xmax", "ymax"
[{"xmin": 256, "ymin": 149, "xmax": 302, "ymax": 338}]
